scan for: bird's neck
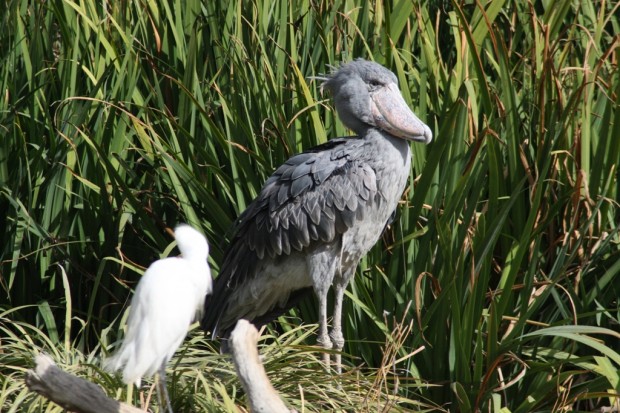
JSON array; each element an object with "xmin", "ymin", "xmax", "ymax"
[
  {"xmin": 360, "ymin": 129, "xmax": 412, "ymax": 203},
  {"xmin": 362, "ymin": 128, "xmax": 411, "ymax": 160}
]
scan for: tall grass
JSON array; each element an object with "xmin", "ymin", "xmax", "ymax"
[{"xmin": 1, "ymin": 0, "xmax": 619, "ymax": 411}]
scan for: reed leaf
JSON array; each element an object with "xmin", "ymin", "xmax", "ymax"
[{"xmin": 1, "ymin": 0, "xmax": 618, "ymax": 411}]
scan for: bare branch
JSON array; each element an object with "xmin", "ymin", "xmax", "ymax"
[
  {"xmin": 25, "ymin": 354, "xmax": 144, "ymax": 413},
  {"xmin": 230, "ymin": 320, "xmax": 295, "ymax": 413},
  {"xmin": 26, "ymin": 321, "xmax": 297, "ymax": 413}
]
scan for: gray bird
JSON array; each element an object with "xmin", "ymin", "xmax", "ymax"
[{"xmin": 202, "ymin": 59, "xmax": 432, "ymax": 372}]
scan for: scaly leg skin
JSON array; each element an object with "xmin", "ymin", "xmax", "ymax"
[
  {"xmin": 157, "ymin": 364, "xmax": 174, "ymax": 413},
  {"xmin": 316, "ymin": 285, "xmax": 333, "ymax": 370},
  {"xmin": 308, "ymin": 247, "xmax": 339, "ymax": 372},
  {"xmin": 331, "ymin": 268, "xmax": 354, "ymax": 375},
  {"xmin": 330, "ymin": 282, "xmax": 346, "ymax": 375}
]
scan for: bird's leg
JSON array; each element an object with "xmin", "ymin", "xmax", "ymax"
[
  {"xmin": 331, "ymin": 268, "xmax": 354, "ymax": 374},
  {"xmin": 157, "ymin": 364, "xmax": 174, "ymax": 413},
  {"xmin": 316, "ymin": 285, "xmax": 333, "ymax": 370},
  {"xmin": 308, "ymin": 248, "xmax": 339, "ymax": 372},
  {"xmin": 330, "ymin": 282, "xmax": 346, "ymax": 375}
]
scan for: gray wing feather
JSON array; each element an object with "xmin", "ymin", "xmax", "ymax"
[
  {"xmin": 218, "ymin": 138, "xmax": 379, "ymax": 288},
  {"xmin": 266, "ymin": 140, "xmax": 374, "ymax": 255}
]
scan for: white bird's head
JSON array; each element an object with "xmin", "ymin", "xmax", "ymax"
[{"xmin": 174, "ymin": 224, "xmax": 209, "ymax": 262}]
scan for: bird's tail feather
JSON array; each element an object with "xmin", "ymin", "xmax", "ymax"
[{"xmin": 103, "ymin": 341, "xmax": 142, "ymax": 387}]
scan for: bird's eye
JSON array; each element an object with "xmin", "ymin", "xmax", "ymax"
[{"xmin": 367, "ymin": 80, "xmax": 382, "ymax": 92}]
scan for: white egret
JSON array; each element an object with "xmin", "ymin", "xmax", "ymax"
[{"xmin": 104, "ymin": 224, "xmax": 212, "ymax": 413}]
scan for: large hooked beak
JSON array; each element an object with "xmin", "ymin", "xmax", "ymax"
[{"xmin": 370, "ymin": 82, "xmax": 432, "ymax": 143}]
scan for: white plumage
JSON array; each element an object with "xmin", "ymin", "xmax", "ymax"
[{"xmin": 104, "ymin": 224, "xmax": 211, "ymax": 411}]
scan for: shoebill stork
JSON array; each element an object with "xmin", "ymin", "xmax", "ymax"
[{"xmin": 202, "ymin": 59, "xmax": 432, "ymax": 372}]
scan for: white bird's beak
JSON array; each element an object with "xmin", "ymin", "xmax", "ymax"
[{"xmin": 370, "ymin": 82, "xmax": 432, "ymax": 143}]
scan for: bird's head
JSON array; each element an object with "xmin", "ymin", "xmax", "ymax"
[
  {"xmin": 174, "ymin": 224, "xmax": 209, "ymax": 262},
  {"xmin": 315, "ymin": 59, "xmax": 432, "ymax": 144}
]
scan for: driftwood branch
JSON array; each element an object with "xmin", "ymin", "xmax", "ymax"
[
  {"xmin": 230, "ymin": 319, "xmax": 295, "ymax": 413},
  {"xmin": 25, "ymin": 353, "xmax": 144, "ymax": 413},
  {"xmin": 26, "ymin": 321, "xmax": 293, "ymax": 413}
]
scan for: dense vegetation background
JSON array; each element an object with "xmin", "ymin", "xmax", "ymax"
[{"xmin": 1, "ymin": 0, "xmax": 619, "ymax": 411}]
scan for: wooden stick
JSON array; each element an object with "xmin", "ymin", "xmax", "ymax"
[
  {"xmin": 229, "ymin": 319, "xmax": 295, "ymax": 413},
  {"xmin": 26, "ymin": 322, "xmax": 295, "ymax": 413},
  {"xmin": 25, "ymin": 353, "xmax": 144, "ymax": 413}
]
